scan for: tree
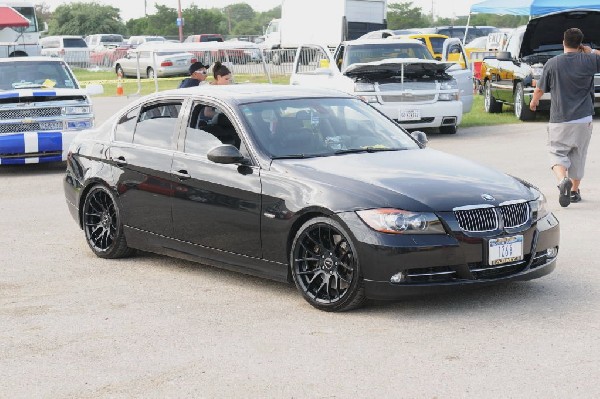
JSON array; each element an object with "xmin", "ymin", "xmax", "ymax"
[
  {"xmin": 222, "ymin": 3, "xmax": 255, "ymax": 34},
  {"xmin": 387, "ymin": 2, "xmax": 432, "ymax": 30},
  {"xmin": 48, "ymin": 2, "xmax": 126, "ymax": 36},
  {"xmin": 35, "ymin": 2, "xmax": 52, "ymax": 29}
]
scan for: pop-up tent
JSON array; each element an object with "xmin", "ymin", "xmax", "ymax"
[
  {"xmin": 0, "ymin": 6, "xmax": 30, "ymax": 29},
  {"xmin": 471, "ymin": 0, "xmax": 600, "ymax": 16},
  {"xmin": 464, "ymin": 0, "xmax": 600, "ymax": 41}
]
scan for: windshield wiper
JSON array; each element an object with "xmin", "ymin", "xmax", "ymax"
[
  {"xmin": 271, "ymin": 154, "xmax": 316, "ymax": 159},
  {"xmin": 334, "ymin": 147, "xmax": 401, "ymax": 155}
]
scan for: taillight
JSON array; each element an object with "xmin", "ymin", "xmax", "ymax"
[
  {"xmin": 161, "ymin": 61, "xmax": 173, "ymax": 67},
  {"xmin": 191, "ymin": 58, "xmax": 197, "ymax": 63}
]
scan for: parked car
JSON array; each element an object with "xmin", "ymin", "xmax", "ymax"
[
  {"xmin": 127, "ymin": 35, "xmax": 166, "ymax": 48},
  {"xmin": 184, "ymin": 34, "xmax": 224, "ymax": 43},
  {"xmin": 114, "ymin": 45, "xmax": 197, "ymax": 78},
  {"xmin": 392, "ymin": 33, "xmax": 449, "ymax": 60},
  {"xmin": 63, "ymin": 84, "xmax": 559, "ymax": 311},
  {"xmin": 40, "ymin": 35, "xmax": 90, "ymax": 67},
  {"xmin": 0, "ymin": 57, "xmax": 102, "ymax": 165},
  {"xmin": 291, "ymin": 38, "xmax": 473, "ymax": 134},
  {"xmin": 419, "ymin": 26, "xmax": 499, "ymax": 43},
  {"xmin": 481, "ymin": 10, "xmax": 600, "ymax": 120},
  {"xmin": 85, "ymin": 34, "xmax": 128, "ymax": 67}
]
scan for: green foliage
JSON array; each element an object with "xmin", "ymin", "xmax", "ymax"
[
  {"xmin": 387, "ymin": 2, "xmax": 432, "ymax": 30},
  {"xmin": 48, "ymin": 2, "xmax": 126, "ymax": 36}
]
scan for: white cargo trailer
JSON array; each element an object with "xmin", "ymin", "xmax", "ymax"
[{"xmin": 262, "ymin": 0, "xmax": 387, "ymax": 51}]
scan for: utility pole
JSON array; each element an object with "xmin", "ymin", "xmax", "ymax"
[{"xmin": 177, "ymin": 0, "xmax": 183, "ymax": 42}]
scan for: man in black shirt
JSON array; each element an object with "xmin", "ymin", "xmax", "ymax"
[{"xmin": 178, "ymin": 61, "xmax": 209, "ymax": 88}]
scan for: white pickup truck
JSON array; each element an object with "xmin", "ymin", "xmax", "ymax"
[{"xmin": 290, "ymin": 38, "xmax": 473, "ymax": 134}]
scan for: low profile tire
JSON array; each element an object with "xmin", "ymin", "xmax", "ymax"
[
  {"xmin": 146, "ymin": 67, "xmax": 155, "ymax": 79},
  {"xmin": 484, "ymin": 80, "xmax": 503, "ymax": 113},
  {"xmin": 82, "ymin": 185, "xmax": 134, "ymax": 259},
  {"xmin": 514, "ymin": 82, "xmax": 536, "ymax": 121},
  {"xmin": 291, "ymin": 217, "xmax": 366, "ymax": 312},
  {"xmin": 439, "ymin": 124, "xmax": 457, "ymax": 134}
]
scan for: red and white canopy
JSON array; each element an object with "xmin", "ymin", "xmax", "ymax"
[{"xmin": 0, "ymin": 6, "xmax": 30, "ymax": 29}]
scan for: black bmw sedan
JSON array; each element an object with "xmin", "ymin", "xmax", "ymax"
[{"xmin": 64, "ymin": 84, "xmax": 559, "ymax": 311}]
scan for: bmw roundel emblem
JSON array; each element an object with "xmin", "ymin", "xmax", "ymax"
[{"xmin": 481, "ymin": 194, "xmax": 495, "ymax": 201}]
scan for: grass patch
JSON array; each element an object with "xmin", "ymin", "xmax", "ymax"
[{"xmin": 73, "ymin": 69, "xmax": 290, "ymax": 97}]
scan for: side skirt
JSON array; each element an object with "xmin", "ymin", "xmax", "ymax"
[{"xmin": 124, "ymin": 226, "xmax": 289, "ymax": 283}]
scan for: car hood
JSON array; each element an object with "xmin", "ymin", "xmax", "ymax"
[
  {"xmin": 273, "ymin": 149, "xmax": 534, "ymax": 212},
  {"xmin": 0, "ymin": 88, "xmax": 88, "ymax": 103},
  {"xmin": 522, "ymin": 10, "xmax": 600, "ymax": 57},
  {"xmin": 344, "ymin": 58, "xmax": 454, "ymax": 79}
]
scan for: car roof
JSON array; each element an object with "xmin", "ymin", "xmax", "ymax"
[
  {"xmin": 344, "ymin": 38, "xmax": 423, "ymax": 45},
  {"xmin": 157, "ymin": 84, "xmax": 353, "ymax": 104}
]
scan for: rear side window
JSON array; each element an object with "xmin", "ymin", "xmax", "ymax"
[
  {"xmin": 133, "ymin": 102, "xmax": 182, "ymax": 149},
  {"xmin": 200, "ymin": 35, "xmax": 223, "ymax": 42},
  {"xmin": 63, "ymin": 38, "xmax": 87, "ymax": 48},
  {"xmin": 115, "ymin": 106, "xmax": 140, "ymax": 143}
]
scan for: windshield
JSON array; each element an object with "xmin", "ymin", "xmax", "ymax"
[
  {"xmin": 100, "ymin": 35, "xmax": 123, "ymax": 44},
  {"xmin": 0, "ymin": 61, "xmax": 78, "ymax": 90},
  {"xmin": 12, "ymin": 6, "xmax": 37, "ymax": 33},
  {"xmin": 241, "ymin": 98, "xmax": 419, "ymax": 159},
  {"xmin": 345, "ymin": 43, "xmax": 433, "ymax": 67}
]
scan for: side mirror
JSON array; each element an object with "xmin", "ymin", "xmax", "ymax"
[
  {"xmin": 207, "ymin": 144, "xmax": 245, "ymax": 164},
  {"xmin": 496, "ymin": 51, "xmax": 512, "ymax": 61},
  {"xmin": 85, "ymin": 83, "xmax": 104, "ymax": 96},
  {"xmin": 410, "ymin": 131, "xmax": 428, "ymax": 147}
]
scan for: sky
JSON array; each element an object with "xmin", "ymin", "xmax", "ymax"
[{"xmin": 38, "ymin": 0, "xmax": 482, "ymax": 22}]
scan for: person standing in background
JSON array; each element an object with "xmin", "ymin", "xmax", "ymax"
[{"xmin": 178, "ymin": 62, "xmax": 209, "ymax": 88}]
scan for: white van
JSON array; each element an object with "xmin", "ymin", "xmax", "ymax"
[{"xmin": 40, "ymin": 35, "xmax": 90, "ymax": 67}]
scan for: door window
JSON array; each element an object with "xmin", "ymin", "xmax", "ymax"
[
  {"xmin": 184, "ymin": 102, "xmax": 244, "ymax": 156},
  {"xmin": 133, "ymin": 101, "xmax": 182, "ymax": 149},
  {"xmin": 114, "ymin": 106, "xmax": 140, "ymax": 143}
]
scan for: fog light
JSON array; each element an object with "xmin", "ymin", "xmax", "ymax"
[
  {"xmin": 67, "ymin": 120, "xmax": 93, "ymax": 130},
  {"xmin": 546, "ymin": 247, "xmax": 558, "ymax": 258},
  {"xmin": 390, "ymin": 272, "xmax": 405, "ymax": 283}
]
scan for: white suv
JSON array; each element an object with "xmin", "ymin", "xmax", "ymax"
[{"xmin": 40, "ymin": 36, "xmax": 90, "ymax": 68}]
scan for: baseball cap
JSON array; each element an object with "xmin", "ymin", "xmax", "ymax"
[{"xmin": 189, "ymin": 61, "xmax": 208, "ymax": 75}]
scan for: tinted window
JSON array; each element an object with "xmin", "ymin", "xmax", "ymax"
[
  {"xmin": 345, "ymin": 43, "xmax": 433, "ymax": 66},
  {"xmin": 115, "ymin": 106, "xmax": 140, "ymax": 143},
  {"xmin": 63, "ymin": 38, "xmax": 87, "ymax": 48},
  {"xmin": 429, "ymin": 37, "xmax": 446, "ymax": 54},
  {"xmin": 133, "ymin": 102, "xmax": 182, "ymax": 149},
  {"xmin": 241, "ymin": 98, "xmax": 418, "ymax": 158},
  {"xmin": 185, "ymin": 103, "xmax": 241, "ymax": 155},
  {"xmin": 200, "ymin": 36, "xmax": 223, "ymax": 42},
  {"xmin": 100, "ymin": 35, "xmax": 123, "ymax": 44}
]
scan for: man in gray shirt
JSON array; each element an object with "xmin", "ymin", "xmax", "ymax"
[{"xmin": 530, "ymin": 28, "xmax": 600, "ymax": 207}]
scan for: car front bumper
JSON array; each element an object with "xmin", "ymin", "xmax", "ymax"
[
  {"xmin": 0, "ymin": 130, "xmax": 84, "ymax": 165},
  {"xmin": 371, "ymin": 100, "xmax": 463, "ymax": 129},
  {"xmin": 337, "ymin": 211, "xmax": 560, "ymax": 300}
]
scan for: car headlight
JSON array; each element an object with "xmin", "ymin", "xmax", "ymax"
[
  {"xmin": 439, "ymin": 80, "xmax": 459, "ymax": 101},
  {"xmin": 64, "ymin": 105, "xmax": 91, "ymax": 115},
  {"xmin": 529, "ymin": 188, "xmax": 550, "ymax": 221},
  {"xmin": 356, "ymin": 209, "xmax": 446, "ymax": 234}
]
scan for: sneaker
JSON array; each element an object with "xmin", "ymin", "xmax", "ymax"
[
  {"xmin": 570, "ymin": 190, "xmax": 582, "ymax": 203},
  {"xmin": 558, "ymin": 177, "xmax": 572, "ymax": 207}
]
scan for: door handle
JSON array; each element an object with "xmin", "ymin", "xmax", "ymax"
[
  {"xmin": 172, "ymin": 170, "xmax": 191, "ymax": 180},
  {"xmin": 110, "ymin": 156, "xmax": 127, "ymax": 166}
]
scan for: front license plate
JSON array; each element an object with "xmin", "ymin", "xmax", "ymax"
[
  {"xmin": 488, "ymin": 235, "xmax": 524, "ymax": 265},
  {"xmin": 399, "ymin": 109, "xmax": 421, "ymax": 121}
]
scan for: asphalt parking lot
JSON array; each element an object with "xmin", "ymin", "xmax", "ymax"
[{"xmin": 1, "ymin": 95, "xmax": 599, "ymax": 398}]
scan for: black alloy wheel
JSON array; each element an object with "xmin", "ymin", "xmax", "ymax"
[
  {"xmin": 82, "ymin": 186, "xmax": 133, "ymax": 259},
  {"xmin": 291, "ymin": 217, "xmax": 365, "ymax": 311}
]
